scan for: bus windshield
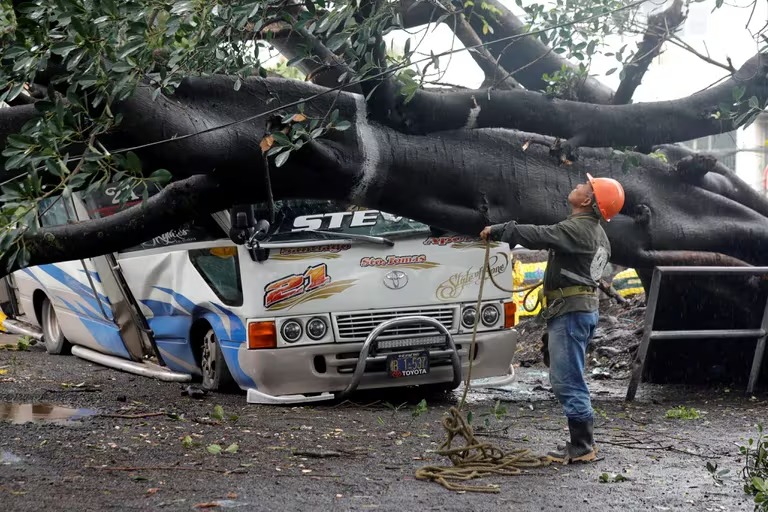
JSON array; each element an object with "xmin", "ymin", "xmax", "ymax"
[{"xmin": 257, "ymin": 200, "xmax": 430, "ymax": 241}]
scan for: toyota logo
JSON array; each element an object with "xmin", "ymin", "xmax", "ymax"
[{"xmin": 383, "ymin": 270, "xmax": 408, "ymax": 290}]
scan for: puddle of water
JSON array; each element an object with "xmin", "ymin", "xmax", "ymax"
[
  {"xmin": 1, "ymin": 451, "xmax": 22, "ymax": 464},
  {"xmin": 0, "ymin": 403, "xmax": 97, "ymax": 424}
]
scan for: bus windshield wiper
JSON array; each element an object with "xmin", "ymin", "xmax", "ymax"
[
  {"xmin": 302, "ymin": 230, "xmax": 395, "ymax": 247},
  {"xmin": 263, "ymin": 229, "xmax": 394, "ymax": 247}
]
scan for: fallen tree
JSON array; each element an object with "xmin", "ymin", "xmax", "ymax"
[{"xmin": 1, "ymin": 0, "xmax": 767, "ymax": 383}]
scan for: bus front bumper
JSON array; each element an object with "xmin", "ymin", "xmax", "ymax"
[{"xmin": 239, "ymin": 328, "xmax": 518, "ymax": 405}]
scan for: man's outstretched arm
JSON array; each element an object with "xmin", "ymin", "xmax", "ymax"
[{"xmin": 483, "ymin": 221, "xmax": 570, "ymax": 251}]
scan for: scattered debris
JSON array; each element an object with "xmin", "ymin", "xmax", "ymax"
[
  {"xmin": 665, "ymin": 406, "xmax": 701, "ymax": 420},
  {"xmin": 591, "ymin": 368, "xmax": 612, "ymax": 380},
  {"xmin": 181, "ymin": 385, "xmax": 207, "ymax": 399},
  {"xmin": 1, "ymin": 451, "xmax": 22, "ymax": 465},
  {"xmin": 98, "ymin": 411, "xmax": 167, "ymax": 419},
  {"xmin": 599, "ymin": 472, "xmax": 630, "ymax": 483},
  {"xmin": 292, "ymin": 449, "xmax": 342, "ymax": 458}
]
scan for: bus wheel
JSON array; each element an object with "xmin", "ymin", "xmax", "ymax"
[
  {"xmin": 201, "ymin": 328, "xmax": 236, "ymax": 392},
  {"xmin": 41, "ymin": 298, "xmax": 71, "ymax": 355}
]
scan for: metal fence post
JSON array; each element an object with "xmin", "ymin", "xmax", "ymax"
[
  {"xmin": 625, "ymin": 268, "xmax": 662, "ymax": 402},
  {"xmin": 747, "ymin": 293, "xmax": 768, "ymax": 395}
]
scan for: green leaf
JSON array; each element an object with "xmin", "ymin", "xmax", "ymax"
[
  {"xmin": 111, "ymin": 62, "xmax": 134, "ymax": 73},
  {"xmin": 118, "ymin": 42, "xmax": 145, "ymax": 60},
  {"xmin": 4, "ymin": 152, "xmax": 28, "ymax": 170},
  {"xmin": 66, "ymin": 49, "xmax": 86, "ymax": 71},
  {"xmin": 125, "ymin": 152, "xmax": 142, "ymax": 172},
  {"xmin": 50, "ymin": 42, "xmax": 79, "ymax": 57},
  {"xmin": 3, "ymin": 47, "xmax": 27, "ymax": 60},
  {"xmin": 182, "ymin": 435, "xmax": 194, "ymax": 448},
  {"xmin": 606, "ymin": 67, "xmax": 617, "ymax": 75},
  {"xmin": 271, "ymin": 132, "xmax": 291, "ymax": 146},
  {"xmin": 466, "ymin": 411, "xmax": 473, "ymax": 424},
  {"xmin": 225, "ymin": 443, "xmax": 239, "ymax": 454},
  {"xmin": 326, "ymin": 33, "xmax": 348, "ymax": 52},
  {"xmin": 150, "ymin": 169, "xmax": 172, "ymax": 184},
  {"xmin": 274, "ymin": 150, "xmax": 291, "ymax": 168},
  {"xmin": 333, "ymin": 120, "xmax": 351, "ymax": 131},
  {"xmin": 206, "ymin": 444, "xmax": 222, "ymax": 455},
  {"xmin": 212, "ymin": 405, "xmax": 225, "ymax": 421},
  {"xmin": 732, "ymin": 86, "xmax": 746, "ymax": 101}
]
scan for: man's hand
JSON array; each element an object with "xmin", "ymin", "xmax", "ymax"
[{"xmin": 479, "ymin": 226, "xmax": 492, "ymax": 241}]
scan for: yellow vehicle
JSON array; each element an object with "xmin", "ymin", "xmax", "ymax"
[{"xmin": 510, "ymin": 256, "xmax": 644, "ymax": 319}]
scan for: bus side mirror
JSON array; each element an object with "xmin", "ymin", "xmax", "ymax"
[
  {"xmin": 229, "ymin": 205, "xmax": 255, "ymax": 245},
  {"xmin": 253, "ymin": 219, "xmax": 270, "ymax": 242}
]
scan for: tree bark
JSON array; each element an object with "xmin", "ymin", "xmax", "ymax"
[
  {"xmin": 397, "ymin": 51, "xmax": 767, "ymax": 149},
  {"xmin": 400, "ymin": 0, "xmax": 615, "ymax": 103},
  {"xmin": 3, "ymin": 76, "xmax": 768, "ymax": 277},
  {"xmin": 0, "ymin": 175, "xmax": 237, "ymax": 271},
  {"xmin": 613, "ymin": 0, "xmax": 686, "ymax": 105}
]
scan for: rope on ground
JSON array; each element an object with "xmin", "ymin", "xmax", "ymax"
[
  {"xmin": 415, "ymin": 243, "xmax": 549, "ymax": 493},
  {"xmin": 415, "ymin": 406, "xmax": 549, "ymax": 492}
]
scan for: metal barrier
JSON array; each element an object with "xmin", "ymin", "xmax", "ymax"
[{"xmin": 626, "ymin": 266, "xmax": 768, "ymax": 401}]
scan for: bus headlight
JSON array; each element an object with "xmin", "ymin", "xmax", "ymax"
[
  {"xmin": 306, "ymin": 317, "xmax": 327, "ymax": 340},
  {"xmin": 461, "ymin": 306, "xmax": 477, "ymax": 328},
  {"xmin": 481, "ymin": 305, "xmax": 500, "ymax": 326},
  {"xmin": 281, "ymin": 320, "xmax": 303, "ymax": 343}
]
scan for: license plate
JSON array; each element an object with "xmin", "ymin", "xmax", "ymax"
[{"xmin": 386, "ymin": 350, "xmax": 430, "ymax": 378}]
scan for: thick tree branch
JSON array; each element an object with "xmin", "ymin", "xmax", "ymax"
[
  {"xmin": 1, "ymin": 175, "xmax": 238, "ymax": 273},
  {"xmin": 613, "ymin": 0, "xmax": 686, "ymax": 104},
  {"xmin": 400, "ymin": 0, "xmax": 615, "ymax": 103},
  {"xmin": 654, "ymin": 143, "xmax": 768, "ymax": 219},
  {"xmin": 454, "ymin": 14, "xmax": 519, "ymax": 90},
  {"xmin": 398, "ymin": 51, "xmax": 768, "ymax": 150},
  {"xmin": 4, "ymin": 76, "xmax": 768, "ymax": 283},
  {"xmin": 266, "ymin": 24, "xmax": 361, "ymax": 92},
  {"xmin": 0, "ymin": 103, "xmax": 37, "ymax": 149}
]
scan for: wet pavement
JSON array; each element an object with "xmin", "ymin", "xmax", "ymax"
[
  {"xmin": 0, "ymin": 342, "xmax": 766, "ymax": 511},
  {"xmin": 0, "ymin": 403, "xmax": 96, "ymax": 425}
]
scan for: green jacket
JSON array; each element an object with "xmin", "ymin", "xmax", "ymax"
[{"xmin": 489, "ymin": 212, "xmax": 610, "ymax": 316}]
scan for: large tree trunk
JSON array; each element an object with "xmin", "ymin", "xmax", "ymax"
[
  {"xmin": 1, "ymin": 73, "xmax": 767, "ymax": 386},
  {"xmin": 3, "ymin": 75, "xmax": 768, "ymax": 270}
]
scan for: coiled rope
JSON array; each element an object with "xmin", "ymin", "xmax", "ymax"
[{"xmin": 415, "ymin": 242, "xmax": 549, "ymax": 493}]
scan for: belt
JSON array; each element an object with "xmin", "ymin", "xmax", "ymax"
[{"xmin": 543, "ymin": 285, "xmax": 597, "ymax": 301}]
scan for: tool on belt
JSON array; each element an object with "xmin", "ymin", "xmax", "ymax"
[{"xmin": 535, "ymin": 285, "xmax": 597, "ymax": 321}]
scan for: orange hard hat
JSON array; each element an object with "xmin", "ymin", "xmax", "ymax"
[{"xmin": 586, "ymin": 173, "xmax": 625, "ymax": 221}]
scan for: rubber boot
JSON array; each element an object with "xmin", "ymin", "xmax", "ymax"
[{"xmin": 546, "ymin": 418, "xmax": 597, "ymax": 464}]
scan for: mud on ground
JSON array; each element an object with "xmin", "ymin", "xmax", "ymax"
[{"xmin": 1, "ymin": 335, "xmax": 766, "ymax": 512}]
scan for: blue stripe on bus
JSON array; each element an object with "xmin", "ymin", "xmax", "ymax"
[{"xmin": 37, "ymin": 264, "xmax": 113, "ymax": 321}]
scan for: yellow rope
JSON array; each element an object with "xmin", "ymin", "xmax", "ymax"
[
  {"xmin": 485, "ymin": 247, "xmax": 543, "ymax": 312},
  {"xmin": 415, "ymin": 242, "xmax": 549, "ymax": 493}
]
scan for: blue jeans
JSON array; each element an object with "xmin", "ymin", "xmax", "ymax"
[{"xmin": 547, "ymin": 311, "xmax": 598, "ymax": 422}]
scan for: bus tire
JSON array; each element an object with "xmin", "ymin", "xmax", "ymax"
[
  {"xmin": 41, "ymin": 298, "xmax": 71, "ymax": 355},
  {"xmin": 201, "ymin": 327, "xmax": 236, "ymax": 392}
]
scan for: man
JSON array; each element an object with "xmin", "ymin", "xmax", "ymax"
[{"xmin": 480, "ymin": 173, "xmax": 625, "ymax": 464}]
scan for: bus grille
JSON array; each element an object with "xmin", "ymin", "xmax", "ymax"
[{"xmin": 333, "ymin": 306, "xmax": 458, "ymax": 342}]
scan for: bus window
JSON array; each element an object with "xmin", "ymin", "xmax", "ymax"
[
  {"xmin": 39, "ymin": 196, "xmax": 75, "ymax": 228},
  {"xmin": 188, "ymin": 248, "xmax": 243, "ymax": 306},
  {"xmin": 253, "ymin": 199, "xmax": 431, "ymax": 242}
]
